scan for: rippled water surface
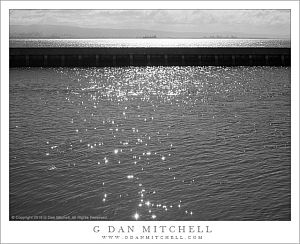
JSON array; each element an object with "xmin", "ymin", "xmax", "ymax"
[
  {"xmin": 10, "ymin": 38, "xmax": 291, "ymax": 48},
  {"xmin": 10, "ymin": 66, "xmax": 291, "ymax": 220}
]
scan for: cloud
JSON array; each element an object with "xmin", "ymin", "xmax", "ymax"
[{"xmin": 9, "ymin": 9, "xmax": 290, "ymax": 37}]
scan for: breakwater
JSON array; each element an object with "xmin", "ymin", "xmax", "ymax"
[{"xmin": 10, "ymin": 47, "xmax": 290, "ymax": 67}]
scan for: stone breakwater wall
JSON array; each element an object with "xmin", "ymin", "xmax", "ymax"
[{"xmin": 10, "ymin": 47, "xmax": 291, "ymax": 67}]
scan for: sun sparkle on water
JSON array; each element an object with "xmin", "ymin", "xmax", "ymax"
[{"xmin": 20, "ymin": 65, "xmax": 289, "ymax": 221}]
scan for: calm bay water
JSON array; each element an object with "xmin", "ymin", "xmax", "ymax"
[
  {"xmin": 10, "ymin": 38, "xmax": 291, "ymax": 48},
  {"xmin": 10, "ymin": 65, "xmax": 290, "ymax": 221}
]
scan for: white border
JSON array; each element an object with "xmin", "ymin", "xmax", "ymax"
[{"xmin": 1, "ymin": 1, "xmax": 299, "ymax": 243}]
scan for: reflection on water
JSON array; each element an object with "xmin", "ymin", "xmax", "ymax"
[
  {"xmin": 10, "ymin": 66, "xmax": 291, "ymax": 220},
  {"xmin": 10, "ymin": 38, "xmax": 291, "ymax": 48}
]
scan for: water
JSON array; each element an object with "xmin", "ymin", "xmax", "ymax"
[
  {"xmin": 10, "ymin": 66, "xmax": 290, "ymax": 221},
  {"xmin": 10, "ymin": 38, "xmax": 291, "ymax": 48}
]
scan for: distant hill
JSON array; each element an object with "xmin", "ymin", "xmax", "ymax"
[{"xmin": 9, "ymin": 24, "xmax": 290, "ymax": 39}]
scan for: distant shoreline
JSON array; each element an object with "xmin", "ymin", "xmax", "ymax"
[{"xmin": 9, "ymin": 37, "xmax": 291, "ymax": 40}]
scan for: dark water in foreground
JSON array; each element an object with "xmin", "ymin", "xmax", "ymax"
[{"xmin": 10, "ymin": 66, "xmax": 291, "ymax": 220}]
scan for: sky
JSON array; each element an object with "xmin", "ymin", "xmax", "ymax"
[{"xmin": 10, "ymin": 9, "xmax": 290, "ymax": 37}]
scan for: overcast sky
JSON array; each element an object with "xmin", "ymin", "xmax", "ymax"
[{"xmin": 10, "ymin": 9, "xmax": 290, "ymax": 37}]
